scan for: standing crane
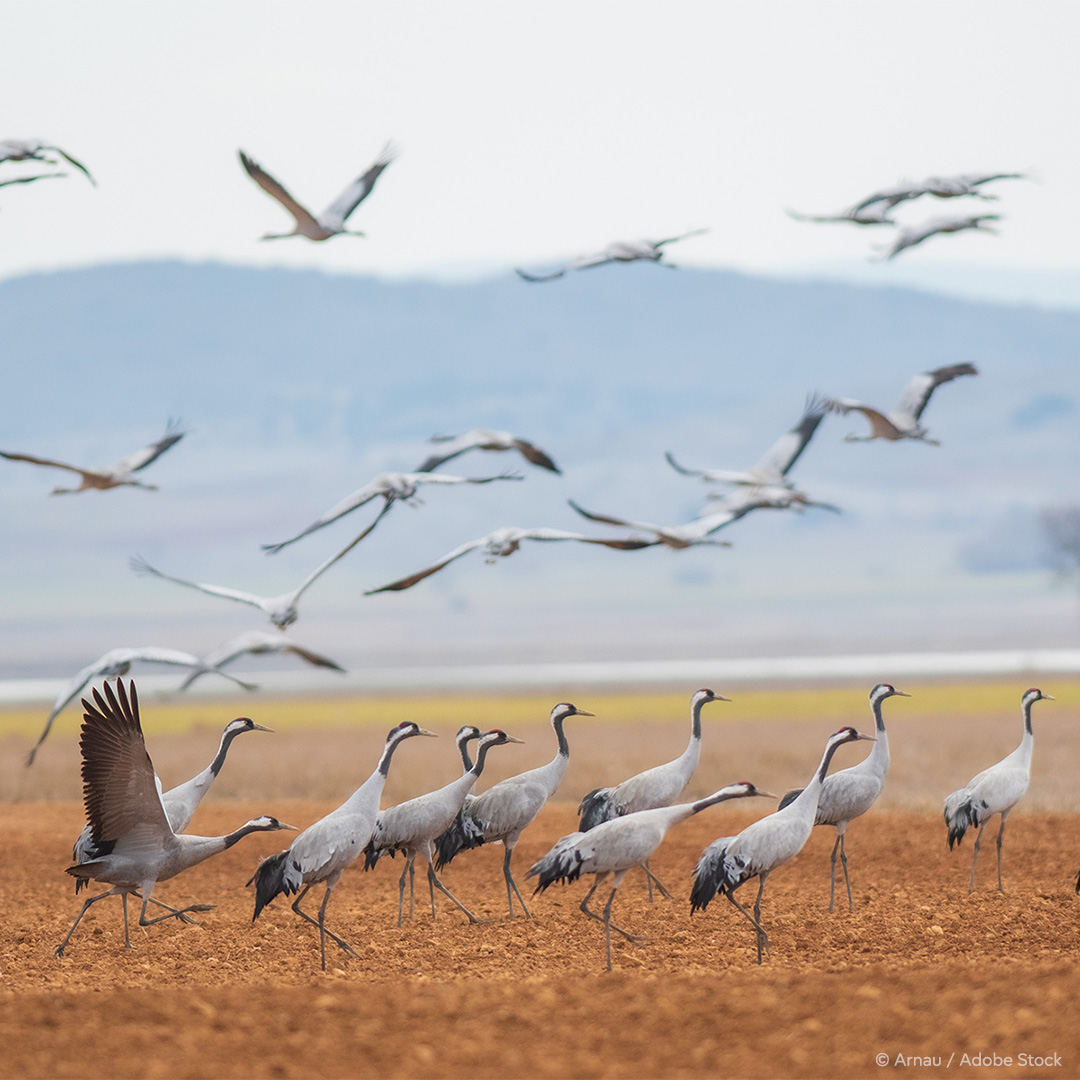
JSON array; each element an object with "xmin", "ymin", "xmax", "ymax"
[
  {"xmin": 433, "ymin": 702, "xmax": 593, "ymax": 917},
  {"xmin": 826, "ymin": 363, "xmax": 978, "ymax": 444},
  {"xmin": 57, "ymin": 681, "xmax": 295, "ymax": 957},
  {"xmin": 578, "ymin": 688, "xmax": 731, "ymax": 900},
  {"xmin": 72, "ymin": 715, "xmax": 273, "ymax": 890},
  {"xmin": 249, "ymin": 720, "xmax": 436, "ymax": 969},
  {"xmin": 944, "ymin": 687, "xmax": 1053, "ymax": 893},
  {"xmin": 689, "ymin": 726, "xmax": 873, "ymax": 963},
  {"xmin": 363, "ymin": 729, "xmax": 523, "ymax": 926},
  {"xmin": 777, "ymin": 683, "xmax": 910, "ymax": 910},
  {"xmin": 261, "ymin": 470, "xmax": 521, "ymax": 553},
  {"xmin": 529, "ymin": 783, "xmax": 773, "ymax": 971},
  {"xmin": 416, "ymin": 429, "xmax": 561, "ymax": 475},
  {"xmin": 130, "ymin": 504, "xmax": 389, "ymax": 628},
  {"xmin": 238, "ymin": 143, "xmax": 397, "ymax": 241},
  {"xmin": 27, "ymin": 645, "xmax": 256, "ymax": 765},
  {"xmin": 0, "ymin": 420, "xmax": 184, "ymax": 493},
  {"xmin": 515, "ymin": 230, "xmax": 708, "ymax": 282}
]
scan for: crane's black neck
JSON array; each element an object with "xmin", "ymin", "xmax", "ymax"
[
  {"xmin": 1022, "ymin": 698, "xmax": 1035, "ymax": 737},
  {"xmin": 690, "ymin": 696, "xmax": 707, "ymax": 741},
  {"xmin": 552, "ymin": 713, "xmax": 570, "ymax": 758},
  {"xmin": 470, "ymin": 738, "xmax": 499, "ymax": 778},
  {"xmin": 210, "ymin": 728, "xmax": 242, "ymax": 778},
  {"xmin": 458, "ymin": 736, "xmax": 476, "ymax": 773},
  {"xmin": 378, "ymin": 735, "xmax": 409, "ymax": 778},
  {"xmin": 221, "ymin": 821, "xmax": 268, "ymax": 850},
  {"xmin": 870, "ymin": 695, "xmax": 887, "ymax": 734},
  {"xmin": 817, "ymin": 738, "xmax": 848, "ymax": 784}
]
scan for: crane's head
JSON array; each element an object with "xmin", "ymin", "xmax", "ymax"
[
  {"xmin": 550, "ymin": 702, "xmax": 594, "ymax": 725},
  {"xmin": 454, "ymin": 725, "xmax": 482, "ymax": 744},
  {"xmin": 243, "ymin": 816, "xmax": 299, "ymax": 832},
  {"xmin": 1023, "ymin": 688, "xmax": 1054, "ymax": 704},
  {"xmin": 479, "ymin": 728, "xmax": 525, "ymax": 747},
  {"xmin": 694, "ymin": 688, "xmax": 732, "ymax": 707},
  {"xmin": 870, "ymin": 684, "xmax": 911, "ymax": 703},
  {"xmin": 386, "ymin": 721, "xmax": 438, "ymax": 743},
  {"xmin": 830, "ymin": 726, "xmax": 875, "ymax": 747},
  {"xmin": 225, "ymin": 717, "xmax": 274, "ymax": 737}
]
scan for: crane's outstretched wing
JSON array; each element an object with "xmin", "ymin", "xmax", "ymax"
[
  {"xmin": 0, "ymin": 172, "xmax": 65, "ymax": 188},
  {"xmin": 322, "ymin": 141, "xmax": 398, "ymax": 226},
  {"xmin": 414, "ymin": 471, "xmax": 524, "ymax": 487},
  {"xmin": 894, "ymin": 364, "xmax": 978, "ymax": 423},
  {"xmin": 130, "ymin": 555, "xmax": 272, "ymax": 611},
  {"xmin": 755, "ymin": 394, "xmax": 828, "ymax": 478},
  {"xmin": 112, "ymin": 419, "xmax": 186, "ymax": 474},
  {"xmin": 653, "ymin": 227, "xmax": 709, "ymax": 248},
  {"xmin": 515, "ymin": 266, "xmax": 568, "ymax": 283},
  {"xmin": 566, "ymin": 499, "xmax": 652, "ymax": 532},
  {"xmin": 0, "ymin": 449, "xmax": 90, "ymax": 477},
  {"xmin": 521, "ymin": 527, "xmax": 652, "ymax": 550},
  {"xmin": 47, "ymin": 145, "xmax": 95, "ymax": 185},
  {"xmin": 79, "ymin": 681, "xmax": 170, "ymax": 845},
  {"xmin": 290, "ymin": 501, "xmax": 394, "ymax": 602},
  {"xmin": 365, "ymin": 538, "xmax": 487, "ymax": 593},
  {"xmin": 510, "ymin": 439, "xmax": 560, "ymax": 473},
  {"xmin": 239, "ymin": 150, "xmax": 321, "ymax": 231},
  {"xmin": 262, "ymin": 479, "xmax": 392, "ymax": 553},
  {"xmin": 178, "ymin": 631, "xmax": 344, "ymax": 691},
  {"xmin": 825, "ymin": 399, "xmax": 901, "ymax": 439}
]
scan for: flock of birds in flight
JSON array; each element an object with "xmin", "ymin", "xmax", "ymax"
[
  {"xmin": 8, "ymin": 363, "xmax": 980, "ymax": 762},
  {"xmin": 4, "ymin": 135, "xmax": 1050, "ymax": 972}
]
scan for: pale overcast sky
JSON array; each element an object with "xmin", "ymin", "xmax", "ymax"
[{"xmin": 2, "ymin": 1, "xmax": 1078, "ymax": 284}]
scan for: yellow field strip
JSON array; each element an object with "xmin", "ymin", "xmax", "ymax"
[{"xmin": 1, "ymin": 678, "xmax": 1074, "ymax": 739}]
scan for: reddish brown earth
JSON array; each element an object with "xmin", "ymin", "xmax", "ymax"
[{"xmin": 2, "ymin": 799, "xmax": 1079, "ymax": 1080}]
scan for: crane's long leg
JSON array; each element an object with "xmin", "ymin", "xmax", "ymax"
[
  {"xmin": 503, "ymin": 845, "xmax": 530, "ymax": 918},
  {"xmin": 580, "ymin": 872, "xmax": 642, "ymax": 944},
  {"xmin": 752, "ymin": 876, "xmax": 771, "ymax": 963},
  {"xmin": 829, "ymin": 832, "xmax": 841, "ymax": 911},
  {"xmin": 426, "ymin": 862, "xmax": 483, "ymax": 924},
  {"xmin": 996, "ymin": 812, "xmax": 1009, "ymax": 893},
  {"xmin": 56, "ymin": 887, "xmax": 122, "ymax": 957},
  {"xmin": 396, "ymin": 860, "xmax": 409, "ymax": 927},
  {"xmin": 725, "ymin": 878, "xmax": 770, "ymax": 964},
  {"xmin": 839, "ymin": 830, "xmax": 853, "ymax": 911},
  {"xmin": 601, "ymin": 876, "xmax": 632, "ymax": 972},
  {"xmin": 970, "ymin": 822, "xmax": 987, "ymax": 893},
  {"xmin": 136, "ymin": 898, "xmax": 215, "ymax": 929},
  {"xmin": 290, "ymin": 885, "xmax": 356, "ymax": 967},
  {"xmin": 642, "ymin": 857, "xmax": 671, "ymax": 901}
]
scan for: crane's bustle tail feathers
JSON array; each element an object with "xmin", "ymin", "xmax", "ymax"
[
  {"xmin": 944, "ymin": 791, "xmax": 976, "ymax": 849},
  {"xmin": 526, "ymin": 836, "xmax": 587, "ymax": 893},
  {"xmin": 577, "ymin": 787, "xmax": 617, "ymax": 831},
  {"xmin": 248, "ymin": 850, "xmax": 295, "ymax": 920},
  {"xmin": 689, "ymin": 838, "xmax": 739, "ymax": 913},
  {"xmin": 433, "ymin": 809, "xmax": 486, "ymax": 870}
]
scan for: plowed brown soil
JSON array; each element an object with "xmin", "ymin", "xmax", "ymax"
[{"xmin": 2, "ymin": 695, "xmax": 1078, "ymax": 1078}]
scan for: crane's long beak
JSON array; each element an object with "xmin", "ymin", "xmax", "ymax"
[
  {"xmin": 278, "ymin": 822, "xmax": 300, "ymax": 831},
  {"xmin": 417, "ymin": 727, "xmax": 439, "ymax": 737},
  {"xmin": 1042, "ymin": 694, "xmax": 1056, "ymax": 701},
  {"xmin": 574, "ymin": 709, "xmax": 595, "ymax": 717},
  {"xmin": 892, "ymin": 690, "xmax": 911, "ymax": 698},
  {"xmin": 504, "ymin": 735, "xmax": 526, "ymax": 744},
  {"xmin": 754, "ymin": 789, "xmax": 779, "ymax": 800},
  {"xmin": 714, "ymin": 694, "xmax": 733, "ymax": 702},
  {"xmin": 857, "ymin": 734, "xmax": 877, "ymax": 742},
  {"xmin": 252, "ymin": 723, "xmax": 274, "ymax": 733}
]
